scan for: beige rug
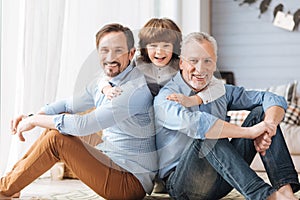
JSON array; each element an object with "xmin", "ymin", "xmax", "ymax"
[{"xmin": 18, "ymin": 172, "xmax": 300, "ymax": 199}]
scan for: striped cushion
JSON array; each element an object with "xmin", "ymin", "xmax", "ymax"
[
  {"xmin": 283, "ymin": 102, "xmax": 300, "ymax": 125},
  {"xmin": 227, "ymin": 110, "xmax": 250, "ymax": 126}
]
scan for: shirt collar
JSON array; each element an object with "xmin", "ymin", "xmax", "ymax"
[
  {"xmin": 173, "ymin": 71, "xmax": 196, "ymax": 96},
  {"xmin": 109, "ymin": 64, "xmax": 133, "ymax": 86},
  {"xmin": 151, "ymin": 59, "xmax": 179, "ymax": 71}
]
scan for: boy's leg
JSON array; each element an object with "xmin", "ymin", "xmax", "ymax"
[{"xmin": 0, "ymin": 130, "xmax": 145, "ymax": 199}]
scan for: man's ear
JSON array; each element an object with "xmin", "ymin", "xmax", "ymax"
[
  {"xmin": 212, "ymin": 64, "xmax": 217, "ymax": 72},
  {"xmin": 129, "ymin": 48, "xmax": 136, "ymax": 61},
  {"xmin": 179, "ymin": 58, "xmax": 184, "ymax": 70}
]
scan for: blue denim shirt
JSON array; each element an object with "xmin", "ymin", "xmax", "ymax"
[
  {"xmin": 42, "ymin": 65, "xmax": 157, "ymax": 194},
  {"xmin": 154, "ymin": 72, "xmax": 287, "ymax": 179}
]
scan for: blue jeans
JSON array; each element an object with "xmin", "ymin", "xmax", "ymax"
[{"xmin": 165, "ymin": 106, "xmax": 300, "ymax": 200}]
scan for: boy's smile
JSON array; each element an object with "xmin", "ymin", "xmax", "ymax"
[{"xmin": 146, "ymin": 42, "xmax": 173, "ymax": 67}]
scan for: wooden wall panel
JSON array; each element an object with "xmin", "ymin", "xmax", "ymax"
[{"xmin": 211, "ymin": 0, "xmax": 300, "ymax": 91}]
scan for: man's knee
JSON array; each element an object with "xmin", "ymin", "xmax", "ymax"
[
  {"xmin": 242, "ymin": 106, "xmax": 264, "ymax": 127},
  {"xmin": 249, "ymin": 106, "xmax": 264, "ymax": 120},
  {"xmin": 45, "ymin": 129, "xmax": 62, "ymax": 140},
  {"xmin": 44, "ymin": 129, "xmax": 73, "ymax": 147},
  {"xmin": 251, "ymin": 106, "xmax": 264, "ymax": 116}
]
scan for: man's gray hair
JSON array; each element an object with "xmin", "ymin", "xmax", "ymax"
[{"xmin": 181, "ymin": 32, "xmax": 218, "ymax": 57}]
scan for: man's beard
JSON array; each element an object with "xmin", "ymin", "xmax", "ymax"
[
  {"xmin": 103, "ymin": 61, "xmax": 121, "ymax": 77},
  {"xmin": 104, "ymin": 68, "xmax": 121, "ymax": 77},
  {"xmin": 189, "ymin": 76, "xmax": 211, "ymax": 92}
]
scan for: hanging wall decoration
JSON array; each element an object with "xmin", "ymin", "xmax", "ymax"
[
  {"xmin": 294, "ymin": 9, "xmax": 300, "ymax": 30},
  {"xmin": 273, "ymin": 11, "xmax": 295, "ymax": 31},
  {"xmin": 238, "ymin": 0, "xmax": 257, "ymax": 6},
  {"xmin": 273, "ymin": 3, "xmax": 284, "ymax": 20},
  {"xmin": 258, "ymin": 0, "xmax": 272, "ymax": 18},
  {"xmin": 234, "ymin": 0, "xmax": 300, "ymax": 32}
]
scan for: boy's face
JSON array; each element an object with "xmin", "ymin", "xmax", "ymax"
[{"xmin": 146, "ymin": 42, "xmax": 173, "ymax": 67}]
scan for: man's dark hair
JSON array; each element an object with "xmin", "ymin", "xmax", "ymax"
[{"xmin": 96, "ymin": 23, "xmax": 134, "ymax": 50}]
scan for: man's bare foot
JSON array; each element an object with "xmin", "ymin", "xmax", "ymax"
[
  {"xmin": 267, "ymin": 190, "xmax": 297, "ymax": 200},
  {"xmin": 278, "ymin": 184, "xmax": 298, "ymax": 200},
  {"xmin": 11, "ymin": 192, "xmax": 20, "ymax": 198}
]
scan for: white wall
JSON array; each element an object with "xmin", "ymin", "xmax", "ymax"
[
  {"xmin": 212, "ymin": 0, "xmax": 300, "ymax": 90},
  {"xmin": 151, "ymin": 0, "xmax": 210, "ymax": 36}
]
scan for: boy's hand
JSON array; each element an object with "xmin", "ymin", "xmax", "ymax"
[
  {"xmin": 103, "ymin": 85, "xmax": 122, "ymax": 100},
  {"xmin": 167, "ymin": 93, "xmax": 203, "ymax": 107}
]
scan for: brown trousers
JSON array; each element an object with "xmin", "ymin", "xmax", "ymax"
[{"xmin": 0, "ymin": 129, "xmax": 145, "ymax": 200}]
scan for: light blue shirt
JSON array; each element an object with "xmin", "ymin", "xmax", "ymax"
[
  {"xmin": 154, "ymin": 72, "xmax": 287, "ymax": 179},
  {"xmin": 42, "ymin": 65, "xmax": 157, "ymax": 194}
]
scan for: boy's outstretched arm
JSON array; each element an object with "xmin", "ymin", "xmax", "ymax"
[{"xmin": 166, "ymin": 93, "xmax": 203, "ymax": 107}]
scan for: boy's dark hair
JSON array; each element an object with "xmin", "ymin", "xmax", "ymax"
[{"xmin": 138, "ymin": 18, "xmax": 182, "ymax": 63}]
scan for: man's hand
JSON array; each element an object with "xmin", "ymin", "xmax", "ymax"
[
  {"xmin": 254, "ymin": 133, "xmax": 272, "ymax": 156},
  {"xmin": 11, "ymin": 115, "xmax": 35, "ymax": 142},
  {"xmin": 252, "ymin": 121, "xmax": 277, "ymax": 156},
  {"xmin": 248, "ymin": 121, "xmax": 276, "ymax": 139},
  {"xmin": 11, "ymin": 114, "xmax": 26, "ymax": 134}
]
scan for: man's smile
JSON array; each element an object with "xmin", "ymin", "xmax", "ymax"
[
  {"xmin": 104, "ymin": 61, "xmax": 120, "ymax": 68},
  {"xmin": 192, "ymin": 73, "xmax": 207, "ymax": 81}
]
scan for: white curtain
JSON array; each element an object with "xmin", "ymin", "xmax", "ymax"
[
  {"xmin": 1, "ymin": 0, "xmax": 157, "ymax": 176},
  {"xmin": 1, "ymin": 0, "xmax": 67, "ymax": 175}
]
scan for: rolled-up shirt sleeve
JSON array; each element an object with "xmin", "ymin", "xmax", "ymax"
[
  {"xmin": 54, "ymin": 112, "xmax": 102, "ymax": 136},
  {"xmin": 42, "ymin": 98, "xmax": 72, "ymax": 115},
  {"xmin": 262, "ymin": 91, "xmax": 287, "ymax": 111},
  {"xmin": 197, "ymin": 76, "xmax": 226, "ymax": 104},
  {"xmin": 226, "ymin": 85, "xmax": 288, "ymax": 112},
  {"xmin": 53, "ymin": 99, "xmax": 122, "ymax": 136}
]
